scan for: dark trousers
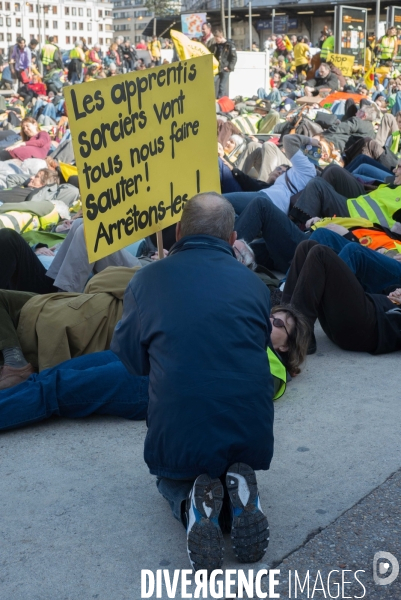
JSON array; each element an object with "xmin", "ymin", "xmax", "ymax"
[
  {"xmin": 291, "ymin": 178, "xmax": 350, "ymax": 223},
  {"xmin": 282, "ymin": 240, "xmax": 378, "ymax": 352},
  {"xmin": 234, "ymin": 194, "xmax": 306, "ymax": 272},
  {"xmin": 346, "ymin": 154, "xmax": 394, "ymax": 175},
  {"xmin": 215, "ymin": 71, "xmax": 230, "ymax": 99},
  {"xmin": 0, "ymin": 229, "xmax": 56, "ymax": 293},
  {"xmin": 0, "ymin": 150, "xmax": 13, "ymax": 161}
]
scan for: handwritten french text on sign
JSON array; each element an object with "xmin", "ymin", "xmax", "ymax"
[
  {"xmin": 64, "ymin": 55, "xmax": 219, "ymax": 262},
  {"xmin": 326, "ymin": 53, "xmax": 355, "ymax": 77}
]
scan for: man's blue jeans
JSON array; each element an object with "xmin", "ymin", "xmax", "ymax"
[
  {"xmin": 0, "ymin": 351, "xmax": 148, "ymax": 432},
  {"xmin": 345, "ymin": 155, "xmax": 394, "ymax": 175},
  {"xmin": 311, "ymin": 229, "xmax": 401, "ymax": 293}
]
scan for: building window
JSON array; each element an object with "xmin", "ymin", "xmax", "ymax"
[
  {"xmin": 5, "ymin": 2, "xmax": 10, "ymax": 9},
  {"xmin": 0, "ymin": 4, "xmax": 2, "ymax": 11},
  {"xmin": 71, "ymin": 7, "xmax": 76, "ymax": 15},
  {"xmin": 52, "ymin": 6, "xmax": 57, "ymax": 14},
  {"xmin": 0, "ymin": 33, "xmax": 3, "ymax": 41},
  {"xmin": 53, "ymin": 21, "xmax": 57, "ymax": 29},
  {"xmin": 14, "ymin": 2, "xmax": 20, "ymax": 10},
  {"xmin": 98, "ymin": 10, "xmax": 103, "ymax": 17},
  {"xmin": 78, "ymin": 8, "xmax": 83, "ymax": 16},
  {"xmin": 65, "ymin": 22, "xmax": 70, "ymax": 29},
  {"xmin": 29, "ymin": 19, "xmax": 34, "ymax": 27},
  {"xmin": 72, "ymin": 22, "xmax": 77, "ymax": 30},
  {"xmin": 7, "ymin": 33, "xmax": 12, "ymax": 41},
  {"xmin": 66, "ymin": 36, "xmax": 70, "ymax": 44},
  {"xmin": 99, "ymin": 24, "xmax": 103, "ymax": 31},
  {"xmin": 105, "ymin": 10, "xmax": 111, "ymax": 16},
  {"xmin": 99, "ymin": 37, "xmax": 103, "ymax": 45},
  {"xmin": 44, "ymin": 20, "xmax": 49, "ymax": 28},
  {"xmin": 87, "ymin": 23, "xmax": 92, "ymax": 31},
  {"xmin": 29, "ymin": 3, "xmax": 33, "ymax": 11},
  {"xmin": 53, "ymin": 35, "xmax": 58, "ymax": 43},
  {"xmin": 79, "ymin": 22, "xmax": 83, "ymax": 30},
  {"xmin": 87, "ymin": 9, "xmax": 91, "ymax": 17},
  {"xmin": 65, "ymin": 7, "xmax": 69, "ymax": 15},
  {"xmin": 72, "ymin": 36, "xmax": 77, "ymax": 43},
  {"xmin": 105, "ymin": 24, "xmax": 113, "ymax": 31},
  {"xmin": 0, "ymin": 17, "xmax": 3, "ymax": 26},
  {"xmin": 6, "ymin": 17, "xmax": 11, "ymax": 26},
  {"xmin": 106, "ymin": 38, "xmax": 112, "ymax": 44},
  {"xmin": 88, "ymin": 37, "xmax": 92, "ymax": 44}
]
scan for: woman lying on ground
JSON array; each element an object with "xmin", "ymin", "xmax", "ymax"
[
  {"xmin": 0, "ymin": 117, "xmax": 51, "ymax": 162},
  {"xmin": 282, "ymin": 239, "xmax": 401, "ymax": 355}
]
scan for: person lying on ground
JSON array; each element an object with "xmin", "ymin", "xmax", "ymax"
[
  {"xmin": 290, "ymin": 160, "xmax": 401, "ymax": 227},
  {"xmin": 318, "ymin": 104, "xmax": 380, "ymax": 154},
  {"xmin": 304, "ymin": 62, "xmax": 339, "ymax": 96},
  {"xmin": 0, "ymin": 299, "xmax": 309, "ymax": 431},
  {"xmin": 282, "ymin": 239, "xmax": 401, "ymax": 355},
  {"xmin": 0, "ymin": 117, "xmax": 51, "ymax": 162},
  {"xmin": 224, "ymin": 134, "xmax": 318, "ymax": 215}
]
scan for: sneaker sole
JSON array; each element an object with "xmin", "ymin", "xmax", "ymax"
[
  {"xmin": 226, "ymin": 463, "xmax": 269, "ymax": 563},
  {"xmin": 187, "ymin": 474, "xmax": 224, "ymax": 573}
]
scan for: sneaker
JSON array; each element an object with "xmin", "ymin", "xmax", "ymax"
[
  {"xmin": 186, "ymin": 474, "xmax": 224, "ymax": 573},
  {"xmin": 0, "ymin": 363, "xmax": 35, "ymax": 390},
  {"xmin": 226, "ymin": 463, "xmax": 269, "ymax": 563}
]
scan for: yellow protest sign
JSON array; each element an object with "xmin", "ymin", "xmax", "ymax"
[
  {"xmin": 170, "ymin": 29, "xmax": 219, "ymax": 76},
  {"xmin": 64, "ymin": 55, "xmax": 219, "ymax": 262},
  {"xmin": 326, "ymin": 53, "xmax": 355, "ymax": 77}
]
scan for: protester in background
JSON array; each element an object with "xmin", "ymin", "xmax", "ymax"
[
  {"xmin": 201, "ymin": 22, "xmax": 215, "ymax": 49},
  {"xmin": 320, "ymin": 29, "xmax": 334, "ymax": 61},
  {"xmin": 10, "ymin": 37, "xmax": 31, "ymax": 85},
  {"xmin": 107, "ymin": 42, "xmax": 122, "ymax": 71},
  {"xmin": 304, "ymin": 62, "xmax": 339, "ymax": 96},
  {"xmin": 213, "ymin": 29, "xmax": 237, "ymax": 99},
  {"xmin": 136, "ymin": 39, "xmax": 147, "ymax": 50},
  {"xmin": 148, "ymin": 35, "xmax": 162, "ymax": 66},
  {"xmin": 68, "ymin": 41, "xmax": 85, "ymax": 84},
  {"xmin": 294, "ymin": 35, "xmax": 310, "ymax": 82},
  {"xmin": 122, "ymin": 41, "xmax": 137, "ymax": 72},
  {"xmin": 376, "ymin": 26, "xmax": 398, "ymax": 64},
  {"xmin": 40, "ymin": 36, "xmax": 62, "ymax": 69}
]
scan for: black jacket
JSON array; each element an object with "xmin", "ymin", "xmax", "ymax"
[
  {"xmin": 308, "ymin": 72, "xmax": 339, "ymax": 92},
  {"xmin": 214, "ymin": 40, "xmax": 237, "ymax": 72},
  {"xmin": 323, "ymin": 117, "xmax": 376, "ymax": 153}
]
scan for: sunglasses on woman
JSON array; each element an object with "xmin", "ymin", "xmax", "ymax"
[{"xmin": 271, "ymin": 316, "xmax": 291, "ymax": 339}]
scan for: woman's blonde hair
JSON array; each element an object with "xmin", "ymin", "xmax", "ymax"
[{"xmin": 271, "ymin": 304, "xmax": 311, "ymax": 376}]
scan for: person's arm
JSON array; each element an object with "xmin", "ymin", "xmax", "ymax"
[
  {"xmin": 325, "ymin": 117, "xmax": 358, "ymax": 136},
  {"xmin": 110, "ymin": 281, "xmax": 150, "ymax": 376},
  {"xmin": 231, "ymin": 167, "xmax": 271, "ymax": 191},
  {"xmin": 228, "ymin": 44, "xmax": 237, "ymax": 71}
]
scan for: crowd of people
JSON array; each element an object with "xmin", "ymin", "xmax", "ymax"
[{"xmin": 0, "ymin": 24, "xmax": 401, "ymax": 576}]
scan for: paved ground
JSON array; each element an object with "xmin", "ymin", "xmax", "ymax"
[{"xmin": 1, "ymin": 325, "xmax": 400, "ymax": 599}]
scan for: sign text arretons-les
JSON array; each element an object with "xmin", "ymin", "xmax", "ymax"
[{"xmin": 64, "ymin": 55, "xmax": 220, "ymax": 262}]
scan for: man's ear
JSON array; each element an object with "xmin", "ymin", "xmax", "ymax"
[
  {"xmin": 176, "ymin": 221, "xmax": 182, "ymax": 241},
  {"xmin": 229, "ymin": 230, "xmax": 237, "ymax": 246}
]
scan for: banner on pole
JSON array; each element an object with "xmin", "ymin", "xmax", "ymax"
[{"xmin": 64, "ymin": 55, "xmax": 219, "ymax": 262}]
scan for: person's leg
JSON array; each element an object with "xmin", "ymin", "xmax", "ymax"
[
  {"xmin": 338, "ymin": 244, "xmax": 401, "ymax": 293},
  {"xmin": 375, "ymin": 113, "xmax": 399, "ymax": 147},
  {"xmin": 257, "ymin": 142, "xmax": 292, "ymax": 181},
  {"xmin": 235, "ymin": 195, "xmax": 307, "ymax": 272},
  {"xmin": 0, "ymin": 350, "xmax": 149, "ymax": 432},
  {"xmin": 0, "ymin": 150, "xmax": 13, "ymax": 161},
  {"xmin": 156, "ymin": 478, "xmax": 195, "ymax": 526},
  {"xmin": 219, "ymin": 158, "xmax": 242, "ymax": 194},
  {"xmin": 290, "ymin": 178, "xmax": 349, "ymax": 224},
  {"xmin": 0, "ymin": 229, "xmax": 55, "ymax": 293},
  {"xmin": 310, "ymin": 228, "xmax": 353, "ymax": 254},
  {"xmin": 224, "ymin": 191, "xmax": 263, "ymax": 216},
  {"xmin": 351, "ymin": 164, "xmax": 391, "ymax": 182},
  {"xmin": 236, "ymin": 142, "xmax": 262, "ymax": 174},
  {"xmin": 346, "ymin": 154, "xmax": 393, "ymax": 175},
  {"xmin": 219, "ymin": 71, "xmax": 230, "ymax": 98},
  {"xmin": 282, "ymin": 241, "xmax": 378, "ymax": 352},
  {"xmin": 321, "ymin": 164, "xmax": 365, "ymax": 198}
]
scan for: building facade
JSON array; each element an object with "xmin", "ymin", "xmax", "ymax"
[
  {"xmin": 112, "ymin": 0, "xmax": 153, "ymax": 45},
  {"xmin": 0, "ymin": 0, "xmax": 114, "ymax": 55}
]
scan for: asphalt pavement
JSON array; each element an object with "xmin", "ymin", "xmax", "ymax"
[{"xmin": 1, "ymin": 325, "xmax": 400, "ymax": 599}]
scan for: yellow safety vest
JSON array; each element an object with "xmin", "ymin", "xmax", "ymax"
[
  {"xmin": 347, "ymin": 185, "xmax": 401, "ymax": 228},
  {"xmin": 378, "ymin": 36, "xmax": 397, "ymax": 60},
  {"xmin": 320, "ymin": 36, "xmax": 334, "ymax": 60},
  {"xmin": 267, "ymin": 347, "xmax": 287, "ymax": 400},
  {"xmin": 41, "ymin": 43, "xmax": 57, "ymax": 65}
]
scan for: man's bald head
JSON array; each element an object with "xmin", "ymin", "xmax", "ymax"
[{"xmin": 178, "ymin": 192, "xmax": 235, "ymax": 242}]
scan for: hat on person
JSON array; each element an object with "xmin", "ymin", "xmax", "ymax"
[
  {"xmin": 255, "ymin": 99, "xmax": 271, "ymax": 112},
  {"xmin": 217, "ymin": 96, "xmax": 235, "ymax": 113}
]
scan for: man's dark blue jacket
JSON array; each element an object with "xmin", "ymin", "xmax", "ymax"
[{"xmin": 111, "ymin": 234, "xmax": 274, "ymax": 479}]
